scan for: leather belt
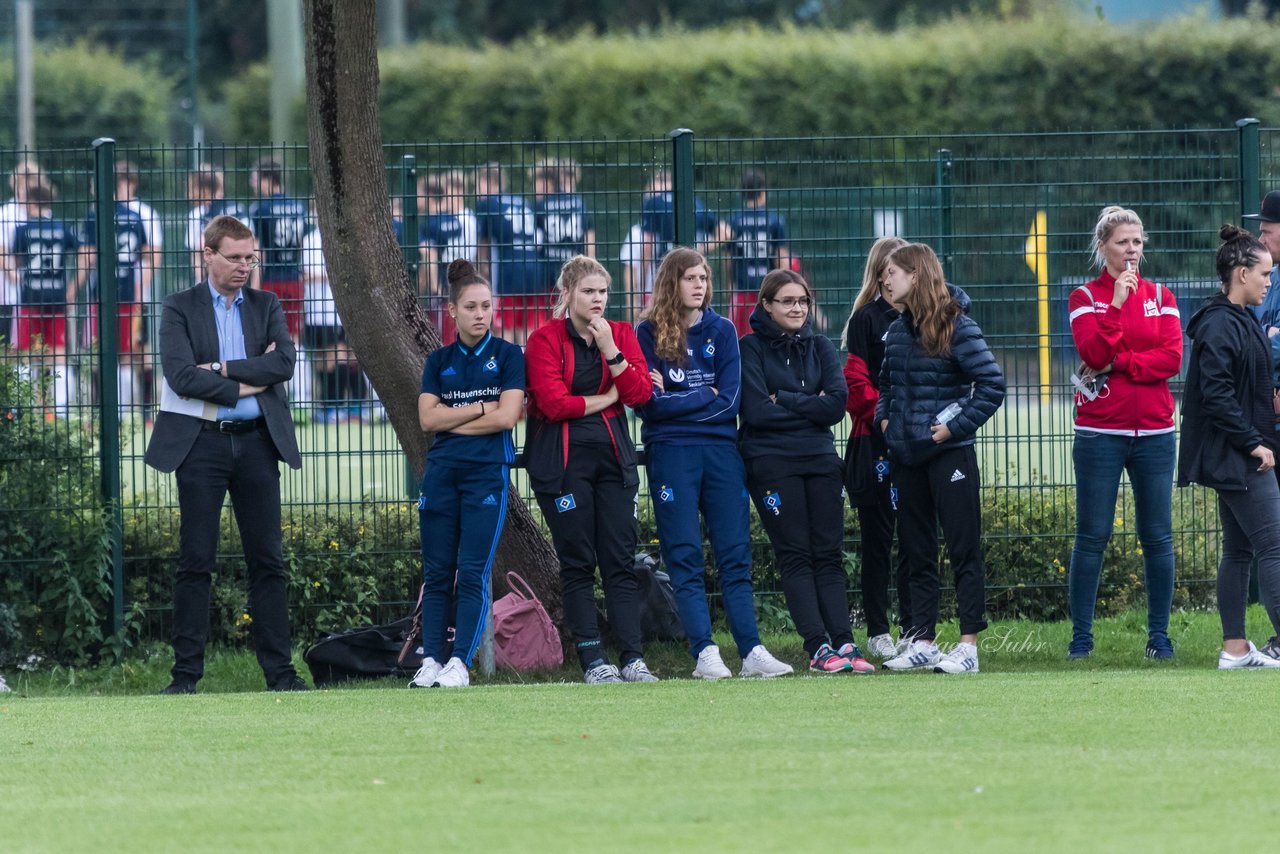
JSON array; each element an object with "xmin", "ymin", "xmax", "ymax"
[{"xmin": 202, "ymin": 417, "xmax": 266, "ymax": 434}]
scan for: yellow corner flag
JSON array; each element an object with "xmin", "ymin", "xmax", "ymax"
[{"xmin": 1025, "ymin": 210, "xmax": 1048, "ymax": 286}]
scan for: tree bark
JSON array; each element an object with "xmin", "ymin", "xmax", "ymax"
[{"xmin": 300, "ymin": 0, "xmax": 563, "ymax": 624}]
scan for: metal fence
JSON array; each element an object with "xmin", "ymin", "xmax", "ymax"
[{"xmin": 3, "ymin": 122, "xmax": 1277, "ymax": 641}]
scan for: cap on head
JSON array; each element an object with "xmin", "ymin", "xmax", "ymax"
[{"xmin": 1244, "ymin": 191, "xmax": 1280, "ymax": 224}]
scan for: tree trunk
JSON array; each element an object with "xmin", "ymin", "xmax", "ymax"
[{"xmin": 300, "ymin": 0, "xmax": 563, "ymax": 624}]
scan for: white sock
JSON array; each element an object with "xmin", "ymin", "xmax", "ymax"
[
  {"xmin": 116, "ymin": 365, "xmax": 135, "ymax": 412},
  {"xmin": 51, "ymin": 365, "xmax": 77, "ymax": 417},
  {"xmin": 292, "ymin": 345, "xmax": 311, "ymax": 406}
]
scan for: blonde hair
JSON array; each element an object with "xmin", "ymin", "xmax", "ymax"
[
  {"xmin": 842, "ymin": 236, "xmax": 908, "ymax": 345},
  {"xmin": 641, "ymin": 247, "xmax": 710, "ymax": 364},
  {"xmin": 552, "ymin": 255, "xmax": 611, "ymax": 319},
  {"xmin": 1092, "ymin": 205, "xmax": 1147, "ymax": 270},
  {"xmin": 888, "ymin": 243, "xmax": 960, "ymax": 357}
]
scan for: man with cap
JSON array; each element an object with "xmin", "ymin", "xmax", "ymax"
[{"xmin": 1243, "ymin": 189, "xmax": 1280, "ymax": 661}]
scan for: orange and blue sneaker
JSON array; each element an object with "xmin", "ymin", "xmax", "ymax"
[
  {"xmin": 837, "ymin": 642, "xmax": 876, "ymax": 674},
  {"xmin": 809, "ymin": 643, "xmax": 853, "ymax": 674}
]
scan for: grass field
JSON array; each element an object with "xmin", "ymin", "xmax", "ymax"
[{"xmin": 4, "ymin": 610, "xmax": 1280, "ymax": 852}]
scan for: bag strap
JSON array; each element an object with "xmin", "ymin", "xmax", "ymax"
[
  {"xmin": 505, "ymin": 571, "xmax": 540, "ymax": 603},
  {"xmin": 397, "ymin": 583, "xmax": 425, "ymax": 666}
]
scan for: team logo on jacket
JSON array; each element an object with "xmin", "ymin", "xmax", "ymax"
[
  {"xmin": 658, "ymin": 485, "xmax": 674, "ymax": 503},
  {"xmin": 874, "ymin": 458, "xmax": 890, "ymax": 483},
  {"xmin": 703, "ymin": 341, "xmax": 715, "ymax": 358},
  {"xmin": 556, "ymin": 493, "xmax": 576, "ymax": 512},
  {"xmin": 668, "ymin": 368, "xmax": 685, "ymax": 384},
  {"xmin": 417, "ymin": 494, "xmax": 427, "ymax": 510},
  {"xmin": 483, "ymin": 358, "xmax": 498, "ymax": 372},
  {"xmin": 1143, "ymin": 298, "xmax": 1158, "ymax": 317},
  {"xmin": 441, "ymin": 366, "xmax": 457, "ymax": 376},
  {"xmin": 763, "ymin": 490, "xmax": 782, "ymax": 516}
]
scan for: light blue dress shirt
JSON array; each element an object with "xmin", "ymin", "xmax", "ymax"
[{"xmin": 208, "ymin": 282, "xmax": 263, "ymax": 421}]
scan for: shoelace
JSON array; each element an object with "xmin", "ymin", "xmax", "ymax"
[
  {"xmin": 624, "ymin": 661, "xmax": 653, "ymax": 678},
  {"xmin": 586, "ymin": 664, "xmax": 618, "ymax": 681}
]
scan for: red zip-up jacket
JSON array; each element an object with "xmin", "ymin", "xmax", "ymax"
[
  {"xmin": 523, "ymin": 317, "xmax": 652, "ymax": 493},
  {"xmin": 1068, "ymin": 270, "xmax": 1183, "ymax": 435}
]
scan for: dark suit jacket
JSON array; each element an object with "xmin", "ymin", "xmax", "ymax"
[{"xmin": 145, "ymin": 283, "xmax": 303, "ymax": 473}]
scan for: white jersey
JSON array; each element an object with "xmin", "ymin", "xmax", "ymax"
[
  {"xmin": 620, "ymin": 222, "xmax": 655, "ymax": 295},
  {"xmin": 0, "ymin": 199, "xmax": 26, "ymax": 307},
  {"xmin": 126, "ymin": 199, "xmax": 162, "ymax": 250},
  {"xmin": 302, "ymin": 229, "xmax": 339, "ymax": 327}
]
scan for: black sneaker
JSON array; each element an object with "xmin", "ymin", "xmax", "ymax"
[
  {"xmin": 1145, "ymin": 635, "xmax": 1174, "ymax": 660},
  {"xmin": 1261, "ymin": 637, "xmax": 1280, "ymax": 661},
  {"xmin": 160, "ymin": 680, "xmax": 196, "ymax": 695},
  {"xmin": 1067, "ymin": 638, "xmax": 1093, "ymax": 660},
  {"xmin": 269, "ymin": 675, "xmax": 310, "ymax": 692}
]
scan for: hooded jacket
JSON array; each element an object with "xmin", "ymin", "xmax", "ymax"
[
  {"xmin": 1178, "ymin": 293, "xmax": 1276, "ymax": 491},
  {"xmin": 636, "ymin": 306, "xmax": 742, "ymax": 445},
  {"xmin": 873, "ymin": 297, "xmax": 1005, "ymax": 467},
  {"xmin": 738, "ymin": 304, "xmax": 848, "ymax": 460}
]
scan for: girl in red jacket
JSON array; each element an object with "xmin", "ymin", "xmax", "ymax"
[
  {"xmin": 1066, "ymin": 206, "xmax": 1183, "ymax": 660},
  {"xmin": 524, "ymin": 255, "xmax": 658, "ymax": 683}
]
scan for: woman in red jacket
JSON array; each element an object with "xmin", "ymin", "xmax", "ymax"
[
  {"xmin": 1066, "ymin": 206, "xmax": 1183, "ymax": 660},
  {"xmin": 524, "ymin": 255, "xmax": 657, "ymax": 683}
]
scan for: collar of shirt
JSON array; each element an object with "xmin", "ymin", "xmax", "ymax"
[
  {"xmin": 456, "ymin": 331, "xmax": 493, "ymax": 358},
  {"xmin": 207, "ymin": 280, "xmax": 244, "ymax": 309}
]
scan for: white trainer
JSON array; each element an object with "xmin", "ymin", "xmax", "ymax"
[
  {"xmin": 934, "ymin": 642, "xmax": 980, "ymax": 674},
  {"xmin": 692, "ymin": 645, "xmax": 733, "ymax": 680},
  {"xmin": 739, "ymin": 644, "xmax": 795, "ymax": 678},
  {"xmin": 866, "ymin": 634, "xmax": 898, "ymax": 660},
  {"xmin": 0, "ymin": 673, "xmax": 9, "ymax": 693},
  {"xmin": 619, "ymin": 659, "xmax": 660, "ymax": 683},
  {"xmin": 883, "ymin": 640, "xmax": 941, "ymax": 671},
  {"xmin": 1218, "ymin": 642, "xmax": 1280, "ymax": 670},
  {"xmin": 584, "ymin": 663, "xmax": 623, "ymax": 684},
  {"xmin": 408, "ymin": 657, "xmax": 442, "ymax": 689},
  {"xmin": 431, "ymin": 657, "xmax": 470, "ymax": 688}
]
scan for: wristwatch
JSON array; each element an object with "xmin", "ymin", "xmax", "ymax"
[
  {"xmin": 210, "ymin": 361, "xmax": 222, "ymax": 374},
  {"xmin": 606, "ymin": 352, "xmax": 626, "ymax": 366}
]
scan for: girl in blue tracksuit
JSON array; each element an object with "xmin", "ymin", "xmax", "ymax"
[
  {"xmin": 411, "ymin": 259, "xmax": 525, "ymax": 689},
  {"xmin": 636, "ymin": 247, "xmax": 793, "ymax": 680}
]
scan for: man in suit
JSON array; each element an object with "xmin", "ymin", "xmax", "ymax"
[{"xmin": 146, "ymin": 215, "xmax": 306, "ymax": 693}]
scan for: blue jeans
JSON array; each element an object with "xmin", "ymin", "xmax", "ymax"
[
  {"xmin": 1068, "ymin": 430, "xmax": 1175, "ymax": 645},
  {"xmin": 647, "ymin": 442, "xmax": 762, "ymax": 658}
]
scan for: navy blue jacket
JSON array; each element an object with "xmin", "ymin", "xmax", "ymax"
[
  {"xmin": 636, "ymin": 307, "xmax": 741, "ymax": 445},
  {"xmin": 738, "ymin": 305, "xmax": 847, "ymax": 460},
  {"xmin": 874, "ymin": 300, "xmax": 1005, "ymax": 467}
]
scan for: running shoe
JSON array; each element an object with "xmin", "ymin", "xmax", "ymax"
[
  {"xmin": 809, "ymin": 644, "xmax": 852, "ymax": 674},
  {"xmin": 1218, "ymin": 642, "xmax": 1280, "ymax": 670},
  {"xmin": 934, "ymin": 642, "xmax": 980, "ymax": 674},
  {"xmin": 865, "ymin": 634, "xmax": 898, "ymax": 660},
  {"xmin": 584, "ymin": 663, "xmax": 623, "ymax": 684},
  {"xmin": 409, "ymin": 657, "xmax": 442, "ymax": 689},
  {"xmin": 619, "ymin": 659, "xmax": 660, "ymax": 683},
  {"xmin": 883, "ymin": 640, "xmax": 941, "ymax": 671},
  {"xmin": 692, "ymin": 645, "xmax": 732, "ymax": 680},
  {"xmin": 739, "ymin": 644, "xmax": 795, "ymax": 678},
  {"xmin": 432, "ymin": 657, "xmax": 470, "ymax": 688},
  {"xmin": 836, "ymin": 642, "xmax": 876, "ymax": 674}
]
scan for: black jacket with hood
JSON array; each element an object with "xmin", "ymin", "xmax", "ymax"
[
  {"xmin": 1178, "ymin": 293, "xmax": 1277, "ymax": 491},
  {"xmin": 738, "ymin": 304, "xmax": 848, "ymax": 460}
]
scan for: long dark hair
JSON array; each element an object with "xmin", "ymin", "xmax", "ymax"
[
  {"xmin": 1215, "ymin": 224, "xmax": 1268, "ymax": 292},
  {"xmin": 889, "ymin": 243, "xmax": 960, "ymax": 357},
  {"xmin": 641, "ymin": 247, "xmax": 710, "ymax": 364}
]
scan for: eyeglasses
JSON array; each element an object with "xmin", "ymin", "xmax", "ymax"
[
  {"xmin": 770, "ymin": 296, "xmax": 811, "ymax": 310},
  {"xmin": 212, "ymin": 249, "xmax": 260, "ymax": 269}
]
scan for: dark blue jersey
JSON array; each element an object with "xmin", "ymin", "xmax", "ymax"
[
  {"xmin": 248, "ymin": 193, "xmax": 310, "ymax": 282},
  {"xmin": 534, "ymin": 193, "xmax": 591, "ymax": 267},
  {"xmin": 640, "ymin": 192, "xmax": 719, "ymax": 259},
  {"xmin": 83, "ymin": 202, "xmax": 149, "ymax": 302},
  {"xmin": 12, "ymin": 217, "xmax": 78, "ymax": 305},
  {"xmin": 727, "ymin": 207, "xmax": 788, "ymax": 292},
  {"xmin": 475, "ymin": 194, "xmax": 541, "ymax": 294},
  {"xmin": 420, "ymin": 331, "xmax": 525, "ymax": 467},
  {"xmin": 206, "ymin": 198, "xmax": 250, "ymax": 229},
  {"xmin": 419, "ymin": 213, "xmax": 467, "ymax": 292}
]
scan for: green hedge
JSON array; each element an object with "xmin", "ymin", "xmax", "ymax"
[
  {"xmin": 226, "ymin": 16, "xmax": 1280, "ymax": 143},
  {"xmin": 0, "ymin": 42, "xmax": 172, "ymax": 149}
]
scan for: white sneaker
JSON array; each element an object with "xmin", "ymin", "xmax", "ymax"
[
  {"xmin": 866, "ymin": 634, "xmax": 898, "ymax": 660},
  {"xmin": 408, "ymin": 657, "xmax": 442, "ymax": 688},
  {"xmin": 584, "ymin": 663, "xmax": 623, "ymax": 684},
  {"xmin": 0, "ymin": 674, "xmax": 9, "ymax": 693},
  {"xmin": 739, "ymin": 644, "xmax": 795, "ymax": 678},
  {"xmin": 1218, "ymin": 642, "xmax": 1280, "ymax": 670},
  {"xmin": 883, "ymin": 640, "xmax": 941, "ymax": 671},
  {"xmin": 934, "ymin": 642, "xmax": 980, "ymax": 674},
  {"xmin": 619, "ymin": 659, "xmax": 660, "ymax": 683},
  {"xmin": 692, "ymin": 645, "xmax": 733, "ymax": 680},
  {"xmin": 431, "ymin": 657, "xmax": 470, "ymax": 688}
]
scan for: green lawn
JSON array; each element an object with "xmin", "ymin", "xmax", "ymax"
[{"xmin": 4, "ymin": 610, "xmax": 1280, "ymax": 852}]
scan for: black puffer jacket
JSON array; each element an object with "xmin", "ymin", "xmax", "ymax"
[
  {"xmin": 738, "ymin": 305, "xmax": 848, "ymax": 460},
  {"xmin": 1178, "ymin": 293, "xmax": 1276, "ymax": 491},
  {"xmin": 874, "ymin": 301, "xmax": 1005, "ymax": 467}
]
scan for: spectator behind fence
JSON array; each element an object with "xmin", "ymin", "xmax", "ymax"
[
  {"xmin": 475, "ymin": 162, "xmax": 542, "ymax": 344},
  {"xmin": 876, "ymin": 243, "xmax": 1005, "ymax": 675},
  {"xmin": 635, "ymin": 247, "xmax": 793, "ymax": 680},
  {"xmin": 1178, "ymin": 225, "xmax": 1280, "ymax": 669},
  {"xmin": 1065, "ymin": 206, "xmax": 1182, "ymax": 661},
  {"xmin": 738, "ymin": 268, "xmax": 869, "ymax": 674},
  {"xmin": 841, "ymin": 236, "xmax": 911, "ymax": 662},
  {"xmin": 0, "ymin": 160, "xmax": 47, "ymax": 345},
  {"xmin": 524, "ymin": 255, "xmax": 657, "ymax": 684},
  {"xmin": 186, "ymin": 165, "xmax": 249, "ymax": 284},
  {"xmin": 418, "ymin": 172, "xmax": 471, "ymax": 345},
  {"xmin": 146, "ymin": 215, "xmax": 306, "ymax": 694},
  {"xmin": 639, "ymin": 169, "xmax": 722, "ymax": 286},
  {"xmin": 302, "ymin": 217, "xmax": 364, "ymax": 424},
  {"xmin": 722, "ymin": 169, "xmax": 790, "ymax": 335},
  {"xmin": 532, "ymin": 158, "xmax": 595, "ymax": 291},
  {"xmin": 409, "ymin": 259, "xmax": 525, "ymax": 690}
]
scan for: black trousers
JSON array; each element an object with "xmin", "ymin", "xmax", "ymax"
[
  {"xmin": 172, "ymin": 425, "xmax": 297, "ymax": 687},
  {"xmin": 535, "ymin": 448, "xmax": 642, "ymax": 669},
  {"xmin": 894, "ymin": 444, "xmax": 988, "ymax": 641},
  {"xmin": 854, "ymin": 467, "xmax": 912, "ymax": 638},
  {"xmin": 746, "ymin": 453, "xmax": 853, "ymax": 656}
]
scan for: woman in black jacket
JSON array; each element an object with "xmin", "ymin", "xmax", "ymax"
[
  {"xmin": 740, "ymin": 269, "xmax": 870, "ymax": 673},
  {"xmin": 875, "ymin": 243, "xmax": 1005, "ymax": 674},
  {"xmin": 1178, "ymin": 225, "xmax": 1280, "ymax": 669}
]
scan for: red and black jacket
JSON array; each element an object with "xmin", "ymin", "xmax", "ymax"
[{"xmin": 523, "ymin": 317, "xmax": 653, "ymax": 494}]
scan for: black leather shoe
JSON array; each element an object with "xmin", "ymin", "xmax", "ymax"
[
  {"xmin": 269, "ymin": 675, "xmax": 309, "ymax": 692},
  {"xmin": 160, "ymin": 680, "xmax": 196, "ymax": 695}
]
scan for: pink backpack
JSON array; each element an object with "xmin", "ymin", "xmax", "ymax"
[{"xmin": 493, "ymin": 572, "xmax": 564, "ymax": 671}]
